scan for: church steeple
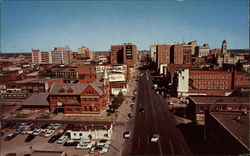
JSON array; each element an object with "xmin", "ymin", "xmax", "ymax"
[
  {"xmin": 102, "ymin": 67, "xmax": 109, "ymax": 87},
  {"xmin": 221, "ymin": 40, "xmax": 227, "ymax": 54}
]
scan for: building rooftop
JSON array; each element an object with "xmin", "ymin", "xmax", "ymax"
[
  {"xmin": 189, "ymin": 96, "xmax": 249, "ymax": 105},
  {"xmin": 68, "ymin": 124, "xmax": 111, "ymax": 131},
  {"xmin": 210, "ymin": 111, "xmax": 249, "ymax": 150},
  {"xmin": 49, "ymin": 81, "xmax": 103, "ymax": 96},
  {"xmin": 13, "ymin": 78, "xmax": 60, "ymax": 84},
  {"xmin": 20, "ymin": 93, "xmax": 49, "ymax": 106}
]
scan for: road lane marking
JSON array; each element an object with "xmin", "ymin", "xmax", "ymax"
[
  {"xmin": 169, "ymin": 139, "xmax": 174, "ymax": 155},
  {"xmin": 158, "ymin": 139, "xmax": 163, "ymax": 156},
  {"xmin": 138, "ymin": 136, "xmax": 141, "ymax": 148}
]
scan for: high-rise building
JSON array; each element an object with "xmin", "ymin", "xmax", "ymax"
[
  {"xmin": 170, "ymin": 44, "xmax": 183, "ymax": 64},
  {"xmin": 51, "ymin": 47, "xmax": 72, "ymax": 64},
  {"xmin": 32, "ymin": 49, "xmax": 50, "ymax": 64},
  {"xmin": 111, "ymin": 43, "xmax": 137, "ymax": 67},
  {"xmin": 156, "ymin": 44, "xmax": 171, "ymax": 69},
  {"xmin": 182, "ymin": 44, "xmax": 192, "ymax": 64},
  {"xmin": 150, "ymin": 44, "xmax": 159, "ymax": 62}
]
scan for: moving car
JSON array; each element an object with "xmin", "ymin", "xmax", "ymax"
[
  {"xmin": 123, "ymin": 131, "xmax": 131, "ymax": 139},
  {"xmin": 150, "ymin": 134, "xmax": 160, "ymax": 142}
]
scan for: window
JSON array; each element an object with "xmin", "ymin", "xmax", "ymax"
[
  {"xmin": 74, "ymin": 133, "xmax": 76, "ymax": 136},
  {"xmin": 84, "ymin": 106, "xmax": 87, "ymax": 111},
  {"xmin": 89, "ymin": 106, "xmax": 92, "ymax": 112},
  {"xmin": 75, "ymin": 108, "xmax": 80, "ymax": 112},
  {"xmin": 79, "ymin": 133, "xmax": 82, "ymax": 136}
]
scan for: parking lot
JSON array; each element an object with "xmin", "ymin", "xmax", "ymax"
[{"xmin": 0, "ymin": 122, "xmax": 113, "ymax": 156}]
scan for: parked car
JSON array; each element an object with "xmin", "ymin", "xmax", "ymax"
[
  {"xmin": 97, "ymin": 139, "xmax": 110, "ymax": 146},
  {"xmin": 90, "ymin": 146, "xmax": 108, "ymax": 154},
  {"xmin": 57, "ymin": 135, "xmax": 68, "ymax": 144},
  {"xmin": 44, "ymin": 129, "xmax": 55, "ymax": 138},
  {"xmin": 48, "ymin": 135, "xmax": 61, "ymax": 143},
  {"xmin": 150, "ymin": 134, "xmax": 160, "ymax": 142},
  {"xmin": 32, "ymin": 129, "xmax": 42, "ymax": 135},
  {"xmin": 4, "ymin": 133, "xmax": 17, "ymax": 141},
  {"xmin": 76, "ymin": 140, "xmax": 95, "ymax": 149},
  {"xmin": 63, "ymin": 140, "xmax": 79, "ymax": 146},
  {"xmin": 123, "ymin": 131, "xmax": 131, "ymax": 138},
  {"xmin": 52, "ymin": 123, "xmax": 61, "ymax": 130},
  {"xmin": 38, "ymin": 129, "xmax": 47, "ymax": 136},
  {"xmin": 25, "ymin": 135, "xmax": 36, "ymax": 142},
  {"xmin": 27, "ymin": 128, "xmax": 37, "ymax": 135}
]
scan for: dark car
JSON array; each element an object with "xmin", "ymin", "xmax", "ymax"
[
  {"xmin": 48, "ymin": 135, "xmax": 61, "ymax": 143},
  {"xmin": 4, "ymin": 133, "xmax": 17, "ymax": 141},
  {"xmin": 25, "ymin": 135, "xmax": 36, "ymax": 142},
  {"xmin": 128, "ymin": 113, "xmax": 133, "ymax": 118},
  {"xmin": 139, "ymin": 108, "xmax": 145, "ymax": 113},
  {"xmin": 63, "ymin": 141, "xmax": 78, "ymax": 146}
]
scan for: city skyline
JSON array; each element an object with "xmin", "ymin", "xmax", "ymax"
[{"xmin": 1, "ymin": 0, "xmax": 249, "ymax": 53}]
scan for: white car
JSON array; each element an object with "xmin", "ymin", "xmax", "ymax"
[
  {"xmin": 32, "ymin": 129, "xmax": 42, "ymax": 135},
  {"xmin": 76, "ymin": 141, "xmax": 95, "ymax": 149},
  {"xmin": 57, "ymin": 135, "xmax": 68, "ymax": 144},
  {"xmin": 44, "ymin": 130, "xmax": 55, "ymax": 138},
  {"xmin": 123, "ymin": 131, "xmax": 131, "ymax": 138},
  {"xmin": 97, "ymin": 139, "xmax": 111, "ymax": 146},
  {"xmin": 52, "ymin": 123, "xmax": 61, "ymax": 130},
  {"xmin": 27, "ymin": 128, "xmax": 37, "ymax": 135},
  {"xmin": 151, "ymin": 134, "xmax": 160, "ymax": 142}
]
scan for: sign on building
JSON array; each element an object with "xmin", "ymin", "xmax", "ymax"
[
  {"xmin": 126, "ymin": 45, "xmax": 132, "ymax": 59},
  {"xmin": 96, "ymin": 65, "xmax": 127, "ymax": 73},
  {"xmin": 109, "ymin": 74, "xmax": 125, "ymax": 82}
]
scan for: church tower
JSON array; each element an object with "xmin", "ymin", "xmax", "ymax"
[{"xmin": 221, "ymin": 40, "xmax": 227, "ymax": 54}]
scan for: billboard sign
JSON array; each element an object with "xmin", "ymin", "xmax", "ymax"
[
  {"xmin": 96, "ymin": 65, "xmax": 127, "ymax": 73},
  {"xmin": 109, "ymin": 74, "xmax": 125, "ymax": 82}
]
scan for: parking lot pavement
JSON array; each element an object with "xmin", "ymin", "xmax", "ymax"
[{"xmin": 0, "ymin": 128, "xmax": 90, "ymax": 156}]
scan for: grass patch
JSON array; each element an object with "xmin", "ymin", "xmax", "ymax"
[{"xmin": 64, "ymin": 115, "xmax": 117, "ymax": 121}]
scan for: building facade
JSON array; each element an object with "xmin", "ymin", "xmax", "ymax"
[
  {"xmin": 111, "ymin": 43, "xmax": 137, "ymax": 67},
  {"xmin": 49, "ymin": 80, "xmax": 110, "ymax": 114},
  {"xmin": 170, "ymin": 44, "xmax": 183, "ymax": 64},
  {"xmin": 182, "ymin": 44, "xmax": 192, "ymax": 64},
  {"xmin": 156, "ymin": 44, "xmax": 171, "ymax": 69},
  {"xmin": 195, "ymin": 44, "xmax": 210, "ymax": 57}
]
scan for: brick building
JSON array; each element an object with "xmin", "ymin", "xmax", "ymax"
[
  {"xmin": 175, "ymin": 69, "xmax": 233, "ymax": 97},
  {"xmin": 156, "ymin": 45, "xmax": 171, "ymax": 69},
  {"xmin": 233, "ymin": 71, "xmax": 250, "ymax": 89},
  {"xmin": 170, "ymin": 44, "xmax": 183, "ymax": 64},
  {"xmin": 205, "ymin": 111, "xmax": 249, "ymax": 154},
  {"xmin": 5, "ymin": 78, "xmax": 63, "ymax": 93},
  {"xmin": 182, "ymin": 44, "xmax": 192, "ymax": 64},
  {"xmin": 77, "ymin": 65, "xmax": 97, "ymax": 83},
  {"xmin": 48, "ymin": 80, "xmax": 109, "ymax": 114},
  {"xmin": 111, "ymin": 43, "xmax": 137, "ymax": 67},
  {"xmin": 188, "ymin": 96, "xmax": 249, "ymax": 125}
]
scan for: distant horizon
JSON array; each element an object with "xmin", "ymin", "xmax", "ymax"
[{"xmin": 1, "ymin": 0, "xmax": 249, "ymax": 53}]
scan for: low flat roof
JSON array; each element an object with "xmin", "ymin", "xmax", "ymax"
[
  {"xmin": 12, "ymin": 78, "xmax": 60, "ymax": 84},
  {"xmin": 189, "ymin": 96, "xmax": 249, "ymax": 105},
  {"xmin": 211, "ymin": 112, "xmax": 249, "ymax": 150},
  {"xmin": 68, "ymin": 124, "xmax": 111, "ymax": 131},
  {"xmin": 20, "ymin": 93, "xmax": 49, "ymax": 106}
]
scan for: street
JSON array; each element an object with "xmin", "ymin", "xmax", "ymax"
[{"xmin": 123, "ymin": 70, "xmax": 191, "ymax": 155}]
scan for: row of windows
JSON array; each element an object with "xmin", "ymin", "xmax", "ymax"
[
  {"xmin": 83, "ymin": 98, "xmax": 98, "ymax": 102},
  {"xmin": 65, "ymin": 106, "xmax": 98, "ymax": 112},
  {"xmin": 190, "ymin": 75, "xmax": 230, "ymax": 79},
  {"xmin": 51, "ymin": 96, "xmax": 76, "ymax": 100},
  {"xmin": 190, "ymin": 85, "xmax": 229, "ymax": 90},
  {"xmin": 193, "ymin": 81, "xmax": 229, "ymax": 85}
]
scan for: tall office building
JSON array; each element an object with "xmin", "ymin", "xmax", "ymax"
[
  {"xmin": 111, "ymin": 43, "xmax": 137, "ymax": 67},
  {"xmin": 170, "ymin": 44, "xmax": 183, "ymax": 64},
  {"xmin": 187, "ymin": 41, "xmax": 197, "ymax": 55},
  {"xmin": 182, "ymin": 44, "xmax": 192, "ymax": 64},
  {"xmin": 32, "ymin": 49, "xmax": 50, "ymax": 64},
  {"xmin": 51, "ymin": 47, "xmax": 72, "ymax": 65},
  {"xmin": 156, "ymin": 44, "xmax": 171, "ymax": 69}
]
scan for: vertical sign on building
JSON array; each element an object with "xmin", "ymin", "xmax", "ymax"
[{"xmin": 126, "ymin": 45, "xmax": 132, "ymax": 59}]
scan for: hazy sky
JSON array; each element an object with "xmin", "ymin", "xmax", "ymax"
[{"xmin": 1, "ymin": 0, "xmax": 249, "ymax": 52}]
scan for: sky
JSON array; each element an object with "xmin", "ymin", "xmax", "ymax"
[{"xmin": 1, "ymin": 0, "xmax": 249, "ymax": 52}]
